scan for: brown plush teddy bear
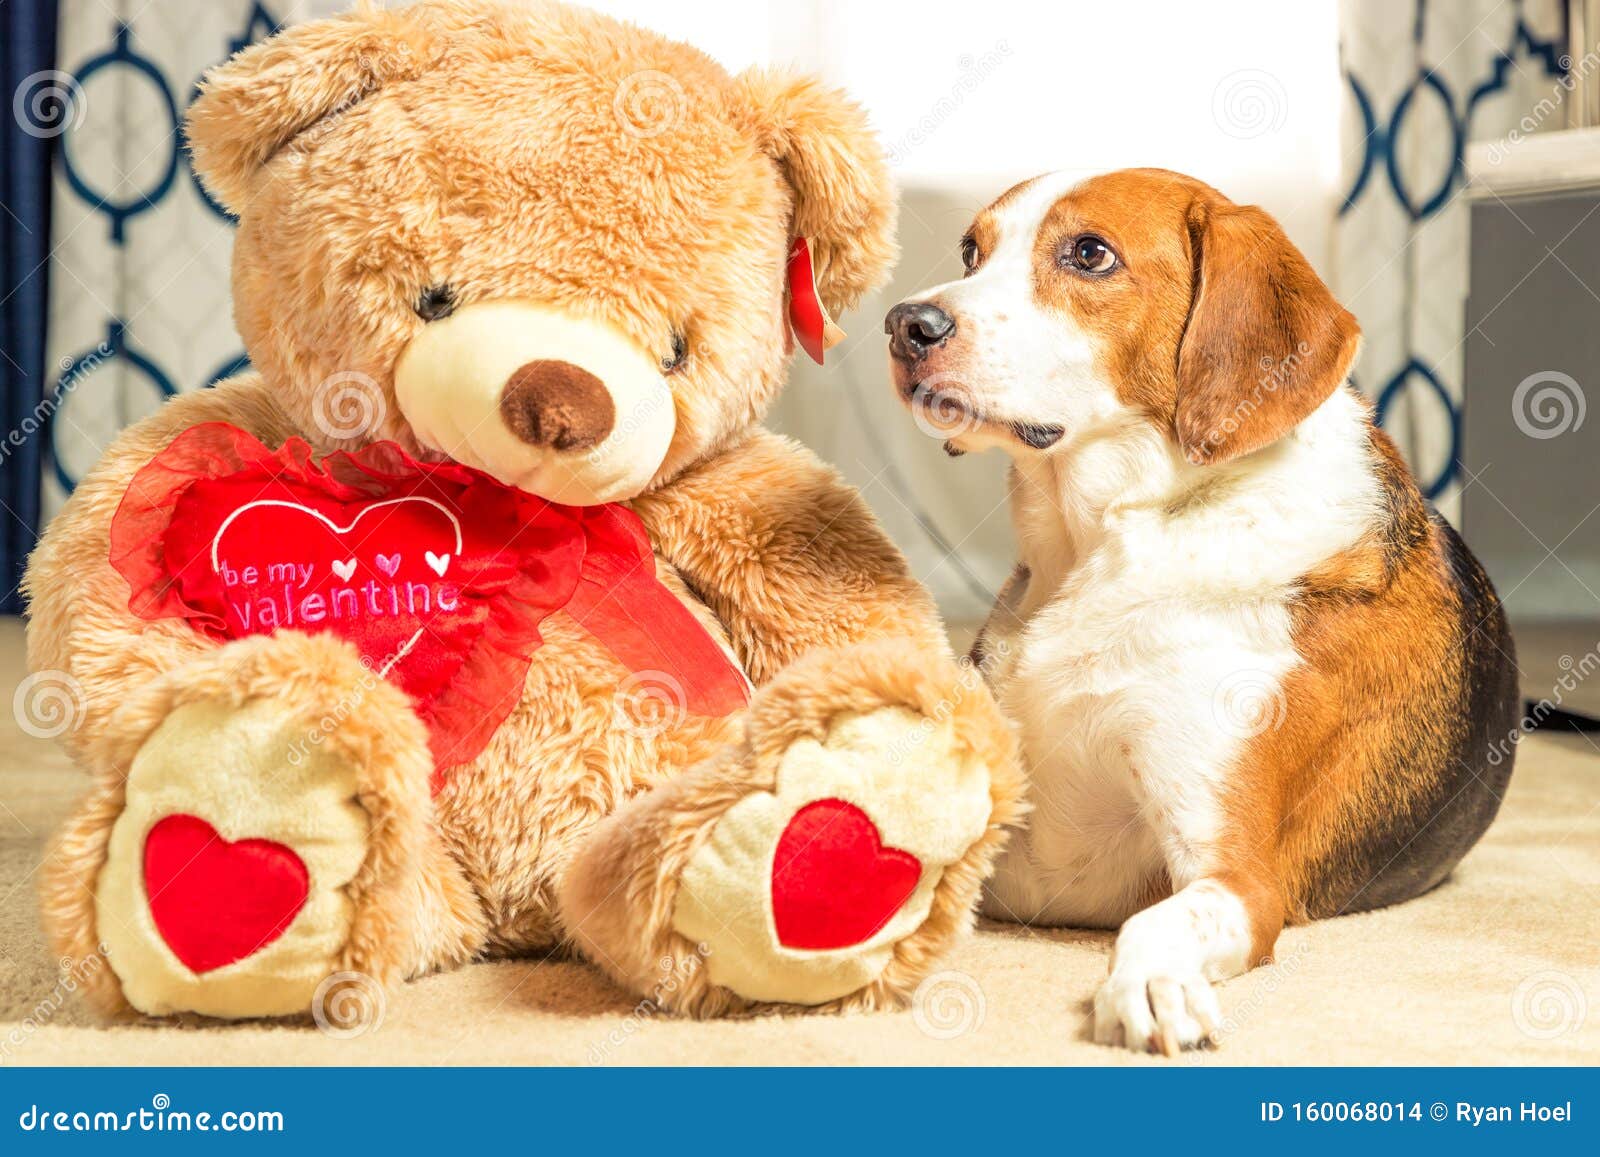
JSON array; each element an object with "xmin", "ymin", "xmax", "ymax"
[{"xmin": 26, "ymin": 0, "xmax": 1021, "ymax": 1023}]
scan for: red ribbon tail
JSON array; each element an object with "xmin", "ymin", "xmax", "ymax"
[{"xmin": 565, "ymin": 509, "xmax": 750, "ymax": 719}]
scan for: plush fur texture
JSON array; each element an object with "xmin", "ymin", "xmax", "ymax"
[{"xmin": 26, "ymin": 0, "xmax": 1018, "ymax": 1022}]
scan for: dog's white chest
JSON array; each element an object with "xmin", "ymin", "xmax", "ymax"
[{"xmin": 981, "ymin": 571, "xmax": 1296, "ymax": 929}]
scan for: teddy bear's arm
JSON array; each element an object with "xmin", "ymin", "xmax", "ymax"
[
  {"xmin": 23, "ymin": 374, "xmax": 300, "ymax": 769},
  {"xmin": 631, "ymin": 428, "xmax": 949, "ymax": 684}
]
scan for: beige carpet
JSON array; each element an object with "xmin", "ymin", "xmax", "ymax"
[{"xmin": 2, "ymin": 616, "xmax": 1596, "ymax": 1066}]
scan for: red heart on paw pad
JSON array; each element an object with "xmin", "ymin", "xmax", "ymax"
[
  {"xmin": 771, "ymin": 798, "xmax": 922, "ymax": 950},
  {"xmin": 143, "ymin": 814, "xmax": 309, "ymax": 974}
]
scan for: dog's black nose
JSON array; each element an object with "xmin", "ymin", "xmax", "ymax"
[{"xmin": 885, "ymin": 302, "xmax": 956, "ymax": 359}]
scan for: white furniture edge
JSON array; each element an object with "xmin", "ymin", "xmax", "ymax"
[{"xmin": 1467, "ymin": 126, "xmax": 1600, "ymax": 200}]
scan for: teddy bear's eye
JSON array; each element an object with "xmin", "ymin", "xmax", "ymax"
[
  {"xmin": 661, "ymin": 331, "xmax": 688, "ymax": 374},
  {"xmin": 414, "ymin": 284, "xmax": 457, "ymax": 322}
]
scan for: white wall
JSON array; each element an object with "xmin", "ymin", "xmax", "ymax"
[{"xmin": 589, "ymin": 0, "xmax": 1343, "ymax": 259}]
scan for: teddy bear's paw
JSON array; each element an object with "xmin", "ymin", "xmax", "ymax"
[
  {"xmin": 94, "ymin": 695, "xmax": 377, "ymax": 1019},
  {"xmin": 670, "ymin": 705, "xmax": 994, "ymax": 1007}
]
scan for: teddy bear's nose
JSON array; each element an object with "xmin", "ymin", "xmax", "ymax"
[{"xmin": 499, "ymin": 360, "xmax": 616, "ymax": 452}]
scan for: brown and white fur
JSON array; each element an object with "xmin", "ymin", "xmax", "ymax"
[{"xmin": 886, "ymin": 168, "xmax": 1519, "ymax": 1055}]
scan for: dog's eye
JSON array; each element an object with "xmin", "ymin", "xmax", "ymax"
[
  {"xmin": 414, "ymin": 283, "xmax": 456, "ymax": 321},
  {"xmin": 959, "ymin": 236, "xmax": 979, "ymax": 274},
  {"xmin": 1062, "ymin": 236, "xmax": 1117, "ymax": 275},
  {"xmin": 661, "ymin": 331, "xmax": 688, "ymax": 374}
]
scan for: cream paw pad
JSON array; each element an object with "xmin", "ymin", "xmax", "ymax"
[{"xmin": 672, "ymin": 706, "xmax": 993, "ymax": 1005}]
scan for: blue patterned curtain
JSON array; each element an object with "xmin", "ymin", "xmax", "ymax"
[
  {"xmin": 1336, "ymin": 0, "xmax": 1568, "ymax": 520},
  {"xmin": 39, "ymin": 0, "xmax": 304, "ymax": 523},
  {"xmin": 0, "ymin": 0, "xmax": 60, "ymax": 614}
]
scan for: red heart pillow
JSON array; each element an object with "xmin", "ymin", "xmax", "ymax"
[{"xmin": 111, "ymin": 423, "xmax": 749, "ymax": 787}]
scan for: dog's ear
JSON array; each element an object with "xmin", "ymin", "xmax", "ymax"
[
  {"xmin": 1175, "ymin": 200, "xmax": 1360, "ymax": 465},
  {"xmin": 735, "ymin": 69, "xmax": 898, "ymax": 314},
  {"xmin": 186, "ymin": 5, "xmax": 441, "ymax": 216}
]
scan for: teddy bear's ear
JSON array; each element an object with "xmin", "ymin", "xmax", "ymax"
[
  {"xmin": 185, "ymin": 5, "xmax": 438, "ymax": 216},
  {"xmin": 736, "ymin": 70, "xmax": 898, "ymax": 315}
]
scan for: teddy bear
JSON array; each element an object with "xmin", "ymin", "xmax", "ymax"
[{"xmin": 26, "ymin": 0, "xmax": 1022, "ymax": 1024}]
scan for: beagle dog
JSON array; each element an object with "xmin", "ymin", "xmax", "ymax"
[{"xmin": 884, "ymin": 168, "xmax": 1518, "ymax": 1055}]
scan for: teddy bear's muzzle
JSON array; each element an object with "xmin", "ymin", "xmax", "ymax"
[{"xmin": 393, "ymin": 300, "xmax": 675, "ymax": 506}]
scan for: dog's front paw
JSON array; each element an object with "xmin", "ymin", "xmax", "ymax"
[{"xmin": 1093, "ymin": 964, "xmax": 1222, "ymax": 1056}]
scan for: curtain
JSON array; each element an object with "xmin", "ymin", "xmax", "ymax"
[
  {"xmin": 1335, "ymin": 0, "xmax": 1569, "ymax": 520},
  {"xmin": 1, "ymin": 0, "xmax": 59, "ymax": 614},
  {"xmin": 39, "ymin": 1, "xmax": 334, "ymax": 521}
]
